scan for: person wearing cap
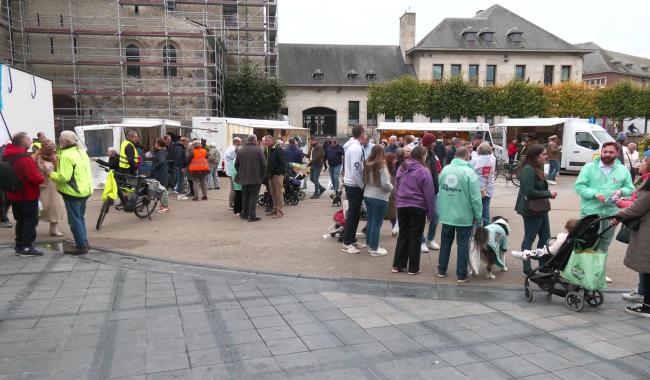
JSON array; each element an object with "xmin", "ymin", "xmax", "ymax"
[
  {"xmin": 546, "ymin": 135, "xmax": 561, "ymax": 185},
  {"xmin": 420, "ymin": 133, "xmax": 441, "ymax": 252}
]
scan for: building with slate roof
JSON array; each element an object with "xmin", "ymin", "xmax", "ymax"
[
  {"xmin": 280, "ymin": 4, "xmax": 590, "ymax": 137},
  {"xmin": 575, "ymin": 42, "xmax": 650, "ymax": 88}
]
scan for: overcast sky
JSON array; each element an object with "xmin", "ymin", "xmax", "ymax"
[{"xmin": 277, "ymin": 1, "xmax": 650, "ymax": 57}]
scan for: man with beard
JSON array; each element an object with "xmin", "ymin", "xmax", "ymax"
[{"xmin": 575, "ymin": 142, "xmax": 634, "ymax": 261}]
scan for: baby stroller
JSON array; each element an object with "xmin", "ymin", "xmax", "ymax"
[
  {"xmin": 326, "ymin": 209, "xmax": 347, "ymax": 242},
  {"xmin": 284, "ymin": 166, "xmax": 307, "ymax": 205},
  {"xmin": 523, "ymin": 214, "xmax": 612, "ymax": 312}
]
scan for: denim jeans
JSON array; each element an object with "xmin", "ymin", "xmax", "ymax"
[
  {"xmin": 521, "ymin": 213, "xmax": 551, "ymax": 273},
  {"xmin": 310, "ymin": 165, "xmax": 323, "ymax": 194},
  {"xmin": 596, "ymin": 219, "xmax": 616, "ymax": 253},
  {"xmin": 547, "ymin": 160, "xmax": 560, "ymax": 181},
  {"xmin": 209, "ymin": 165, "xmax": 220, "ymax": 189},
  {"xmin": 481, "ymin": 197, "xmax": 491, "ymax": 227},
  {"xmin": 363, "ymin": 197, "xmax": 388, "ymax": 250},
  {"xmin": 639, "ymin": 273, "xmax": 646, "ymax": 295},
  {"xmin": 11, "ymin": 200, "xmax": 38, "ymax": 250},
  {"xmin": 343, "ymin": 185, "xmax": 364, "ymax": 245},
  {"xmin": 393, "ymin": 207, "xmax": 426, "ymax": 273},
  {"xmin": 174, "ymin": 167, "xmax": 184, "ymax": 192},
  {"xmin": 329, "ymin": 164, "xmax": 341, "ymax": 194},
  {"xmin": 63, "ymin": 196, "xmax": 89, "ymax": 248},
  {"xmin": 438, "ymin": 224, "xmax": 473, "ymax": 279},
  {"xmin": 421, "ymin": 209, "xmax": 439, "ymax": 243}
]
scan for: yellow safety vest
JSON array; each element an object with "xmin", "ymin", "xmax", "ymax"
[{"xmin": 119, "ymin": 140, "xmax": 138, "ymax": 169}]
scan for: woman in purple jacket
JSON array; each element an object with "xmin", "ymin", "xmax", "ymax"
[{"xmin": 392, "ymin": 146, "xmax": 436, "ymax": 275}]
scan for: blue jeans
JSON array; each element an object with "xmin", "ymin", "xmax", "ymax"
[
  {"xmin": 329, "ymin": 164, "xmax": 341, "ymax": 194},
  {"xmin": 343, "ymin": 185, "xmax": 364, "ymax": 245},
  {"xmin": 174, "ymin": 167, "xmax": 184, "ymax": 192},
  {"xmin": 364, "ymin": 197, "xmax": 388, "ymax": 250},
  {"xmin": 421, "ymin": 195, "xmax": 438, "ymax": 243},
  {"xmin": 596, "ymin": 219, "xmax": 616, "ymax": 253},
  {"xmin": 481, "ymin": 197, "xmax": 491, "ymax": 227},
  {"xmin": 310, "ymin": 165, "xmax": 323, "ymax": 194},
  {"xmin": 438, "ymin": 224, "xmax": 473, "ymax": 279},
  {"xmin": 63, "ymin": 196, "xmax": 89, "ymax": 248},
  {"xmin": 547, "ymin": 160, "xmax": 560, "ymax": 181},
  {"xmin": 521, "ymin": 213, "xmax": 551, "ymax": 273}
]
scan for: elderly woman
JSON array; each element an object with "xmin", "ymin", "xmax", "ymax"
[
  {"xmin": 33, "ymin": 139, "xmax": 66, "ymax": 237},
  {"xmin": 623, "ymin": 143, "xmax": 641, "ymax": 183},
  {"xmin": 471, "ymin": 142, "xmax": 496, "ymax": 226}
]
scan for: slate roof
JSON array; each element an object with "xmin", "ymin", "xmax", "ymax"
[
  {"xmin": 411, "ymin": 4, "xmax": 589, "ymax": 54},
  {"xmin": 575, "ymin": 42, "xmax": 650, "ymax": 78},
  {"xmin": 278, "ymin": 44, "xmax": 415, "ymax": 86}
]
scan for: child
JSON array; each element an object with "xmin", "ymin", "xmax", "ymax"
[{"xmin": 512, "ymin": 218, "xmax": 578, "ymax": 260}]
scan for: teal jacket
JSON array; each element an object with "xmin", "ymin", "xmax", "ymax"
[
  {"xmin": 574, "ymin": 158, "xmax": 634, "ymax": 217},
  {"xmin": 438, "ymin": 158, "xmax": 482, "ymax": 227}
]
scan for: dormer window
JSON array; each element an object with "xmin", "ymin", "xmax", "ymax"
[
  {"xmin": 346, "ymin": 69, "xmax": 358, "ymax": 81},
  {"xmin": 506, "ymin": 27, "xmax": 523, "ymax": 43},
  {"xmin": 312, "ymin": 69, "xmax": 324, "ymax": 80},
  {"xmin": 461, "ymin": 27, "xmax": 477, "ymax": 42},
  {"xmin": 478, "ymin": 27, "xmax": 494, "ymax": 42},
  {"xmin": 625, "ymin": 63, "xmax": 633, "ymax": 68},
  {"xmin": 611, "ymin": 60, "xmax": 621, "ymax": 65},
  {"xmin": 641, "ymin": 65, "xmax": 648, "ymax": 72},
  {"xmin": 365, "ymin": 69, "xmax": 376, "ymax": 81}
]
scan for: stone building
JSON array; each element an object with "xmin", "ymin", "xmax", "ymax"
[
  {"xmin": 0, "ymin": 0, "xmax": 278, "ymax": 130},
  {"xmin": 280, "ymin": 4, "xmax": 589, "ymax": 138},
  {"xmin": 576, "ymin": 42, "xmax": 650, "ymax": 88}
]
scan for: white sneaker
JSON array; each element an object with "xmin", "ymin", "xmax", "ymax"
[
  {"xmin": 342, "ymin": 244, "xmax": 360, "ymax": 254},
  {"xmin": 177, "ymin": 194, "xmax": 188, "ymax": 200},
  {"xmin": 547, "ymin": 180, "xmax": 557, "ymax": 185},
  {"xmin": 426, "ymin": 239, "xmax": 440, "ymax": 250},
  {"xmin": 606, "ymin": 276, "xmax": 613, "ymax": 284},
  {"xmin": 369, "ymin": 247, "xmax": 388, "ymax": 257},
  {"xmin": 391, "ymin": 226, "xmax": 399, "ymax": 237},
  {"xmin": 486, "ymin": 272, "xmax": 496, "ymax": 280},
  {"xmin": 511, "ymin": 250, "xmax": 527, "ymax": 259},
  {"xmin": 421, "ymin": 243, "xmax": 429, "ymax": 253},
  {"xmin": 353, "ymin": 242, "xmax": 366, "ymax": 249},
  {"xmin": 622, "ymin": 291, "xmax": 644, "ymax": 303}
]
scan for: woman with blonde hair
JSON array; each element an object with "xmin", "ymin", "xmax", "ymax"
[
  {"xmin": 363, "ymin": 144, "xmax": 393, "ymax": 256},
  {"xmin": 33, "ymin": 139, "xmax": 66, "ymax": 236}
]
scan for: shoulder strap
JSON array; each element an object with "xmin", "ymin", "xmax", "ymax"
[{"xmin": 5, "ymin": 152, "xmax": 32, "ymax": 164}]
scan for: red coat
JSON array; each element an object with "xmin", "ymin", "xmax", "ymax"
[
  {"xmin": 507, "ymin": 143, "xmax": 518, "ymax": 157},
  {"xmin": 2, "ymin": 144, "xmax": 44, "ymax": 202}
]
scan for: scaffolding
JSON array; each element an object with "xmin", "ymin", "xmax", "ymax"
[{"xmin": 0, "ymin": 0, "xmax": 278, "ymax": 130}]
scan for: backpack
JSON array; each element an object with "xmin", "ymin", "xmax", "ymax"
[{"xmin": 0, "ymin": 152, "xmax": 33, "ymax": 192}]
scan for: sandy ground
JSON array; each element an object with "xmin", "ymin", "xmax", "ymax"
[{"xmin": 0, "ymin": 173, "xmax": 637, "ymax": 290}]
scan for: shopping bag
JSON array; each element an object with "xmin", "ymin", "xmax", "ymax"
[
  {"xmin": 560, "ymin": 250, "xmax": 608, "ymax": 290},
  {"xmin": 468, "ymin": 239, "xmax": 480, "ymax": 276},
  {"xmin": 101, "ymin": 171, "xmax": 118, "ymax": 202}
]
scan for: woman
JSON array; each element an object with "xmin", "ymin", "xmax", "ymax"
[
  {"xmin": 613, "ymin": 164, "xmax": 650, "ymax": 317},
  {"xmin": 623, "ymin": 143, "xmax": 641, "ymax": 183},
  {"xmin": 392, "ymin": 146, "xmax": 435, "ymax": 275},
  {"xmin": 514, "ymin": 144, "xmax": 557, "ymax": 274},
  {"xmin": 471, "ymin": 142, "xmax": 496, "ymax": 226},
  {"xmin": 187, "ymin": 140, "xmax": 210, "ymax": 201},
  {"xmin": 150, "ymin": 138, "xmax": 171, "ymax": 213},
  {"xmin": 385, "ymin": 152, "xmax": 398, "ymax": 236},
  {"xmin": 229, "ymin": 145, "xmax": 243, "ymax": 215},
  {"xmin": 207, "ymin": 142, "xmax": 221, "ymax": 190},
  {"xmin": 33, "ymin": 139, "xmax": 65, "ymax": 236},
  {"xmin": 363, "ymin": 145, "xmax": 393, "ymax": 257}
]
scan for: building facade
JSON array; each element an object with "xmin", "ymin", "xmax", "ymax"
[{"xmin": 577, "ymin": 42, "xmax": 649, "ymax": 88}]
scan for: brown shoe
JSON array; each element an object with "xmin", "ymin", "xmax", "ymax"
[
  {"xmin": 201, "ymin": 196, "xmax": 208, "ymax": 200},
  {"xmin": 192, "ymin": 197, "xmax": 199, "ymax": 201},
  {"xmin": 64, "ymin": 245, "xmax": 89, "ymax": 255}
]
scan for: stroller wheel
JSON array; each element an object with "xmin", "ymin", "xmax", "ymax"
[
  {"xmin": 524, "ymin": 279, "xmax": 533, "ymax": 302},
  {"xmin": 565, "ymin": 291, "xmax": 585, "ymax": 312},
  {"xmin": 298, "ymin": 191, "xmax": 306, "ymax": 200},
  {"xmin": 257, "ymin": 195, "xmax": 266, "ymax": 206},
  {"xmin": 584, "ymin": 290, "xmax": 604, "ymax": 307},
  {"xmin": 290, "ymin": 195, "xmax": 299, "ymax": 206}
]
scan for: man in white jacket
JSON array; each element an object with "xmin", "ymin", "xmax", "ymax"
[{"xmin": 342, "ymin": 125, "xmax": 366, "ymax": 254}]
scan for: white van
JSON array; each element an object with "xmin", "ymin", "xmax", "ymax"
[{"xmin": 492, "ymin": 118, "xmax": 614, "ymax": 172}]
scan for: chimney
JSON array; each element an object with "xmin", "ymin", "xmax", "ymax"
[{"xmin": 399, "ymin": 12, "xmax": 416, "ymax": 64}]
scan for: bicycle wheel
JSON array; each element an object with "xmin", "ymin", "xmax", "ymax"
[
  {"xmin": 95, "ymin": 199, "xmax": 112, "ymax": 230},
  {"xmin": 510, "ymin": 173, "xmax": 520, "ymax": 187},
  {"xmin": 134, "ymin": 195, "xmax": 156, "ymax": 219}
]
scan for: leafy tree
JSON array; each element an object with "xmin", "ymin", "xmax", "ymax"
[
  {"xmin": 224, "ymin": 66, "xmax": 286, "ymax": 118},
  {"xmin": 544, "ymin": 82, "xmax": 597, "ymax": 117},
  {"xmin": 422, "ymin": 77, "xmax": 485, "ymax": 120},
  {"xmin": 368, "ymin": 75, "xmax": 426, "ymax": 118},
  {"xmin": 638, "ymin": 86, "xmax": 650, "ymax": 134},
  {"xmin": 497, "ymin": 80, "xmax": 545, "ymax": 117},
  {"xmin": 595, "ymin": 80, "xmax": 643, "ymax": 123}
]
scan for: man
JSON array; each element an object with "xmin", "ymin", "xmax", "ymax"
[
  {"xmin": 171, "ymin": 135, "xmax": 188, "ymax": 199},
  {"xmin": 284, "ymin": 138, "xmax": 303, "ymax": 165},
  {"xmin": 384, "ymin": 135, "xmax": 398, "ymax": 154},
  {"xmin": 445, "ymin": 138, "xmax": 462, "ymax": 165},
  {"xmin": 164, "ymin": 134, "xmax": 176, "ymax": 189},
  {"xmin": 420, "ymin": 133, "xmax": 441, "ymax": 252},
  {"xmin": 207, "ymin": 142, "xmax": 221, "ymax": 190},
  {"xmin": 235, "ymin": 135, "xmax": 266, "ymax": 222},
  {"xmin": 50, "ymin": 131, "xmax": 93, "ymax": 255},
  {"xmin": 325, "ymin": 138, "xmax": 344, "ymax": 198},
  {"xmin": 322, "ymin": 136, "xmax": 332, "ymax": 170},
  {"xmin": 342, "ymin": 125, "xmax": 367, "ymax": 254},
  {"xmin": 307, "ymin": 136, "xmax": 325, "ymax": 198},
  {"xmin": 623, "ymin": 142, "xmax": 640, "ymax": 183},
  {"xmin": 2, "ymin": 132, "xmax": 44, "ymax": 256},
  {"xmin": 546, "ymin": 135, "xmax": 562, "ymax": 185},
  {"xmin": 361, "ymin": 135, "xmax": 375, "ymax": 160},
  {"xmin": 470, "ymin": 134, "xmax": 483, "ymax": 160},
  {"xmin": 575, "ymin": 142, "xmax": 634, "ymax": 255},
  {"xmin": 119, "ymin": 130, "xmax": 140, "ymax": 175},
  {"xmin": 223, "ymin": 136, "xmax": 242, "ymax": 208},
  {"xmin": 266, "ymin": 135, "xmax": 286, "ymax": 217},
  {"xmin": 92, "ymin": 148, "xmax": 119, "ymax": 170},
  {"xmin": 433, "ymin": 139, "xmax": 446, "ymax": 166},
  {"xmin": 507, "ymin": 139, "xmax": 518, "ymax": 164},
  {"xmin": 517, "ymin": 139, "xmax": 528, "ymax": 161},
  {"xmin": 437, "ymin": 147, "xmax": 483, "ymax": 283}
]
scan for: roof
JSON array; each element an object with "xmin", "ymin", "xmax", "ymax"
[
  {"xmin": 77, "ymin": 118, "xmax": 182, "ymax": 130},
  {"xmin": 575, "ymin": 42, "xmax": 650, "ymax": 78},
  {"xmin": 411, "ymin": 4, "xmax": 589, "ymax": 54},
  {"xmin": 494, "ymin": 118, "xmax": 586, "ymax": 127},
  {"xmin": 193, "ymin": 117, "xmax": 307, "ymax": 131},
  {"xmin": 278, "ymin": 44, "xmax": 415, "ymax": 86},
  {"xmin": 377, "ymin": 122, "xmax": 489, "ymax": 131}
]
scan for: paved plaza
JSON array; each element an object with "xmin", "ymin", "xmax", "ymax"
[{"xmin": 0, "ymin": 244, "xmax": 649, "ymax": 379}]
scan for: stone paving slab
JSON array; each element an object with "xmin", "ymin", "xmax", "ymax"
[{"xmin": 0, "ymin": 245, "xmax": 649, "ymax": 379}]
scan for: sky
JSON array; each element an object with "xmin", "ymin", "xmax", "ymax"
[{"xmin": 276, "ymin": 0, "xmax": 650, "ymax": 58}]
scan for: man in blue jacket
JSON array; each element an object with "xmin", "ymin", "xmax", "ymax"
[{"xmin": 325, "ymin": 138, "xmax": 344, "ymax": 198}]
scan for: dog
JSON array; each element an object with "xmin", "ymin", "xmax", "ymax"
[{"xmin": 473, "ymin": 217, "xmax": 510, "ymax": 279}]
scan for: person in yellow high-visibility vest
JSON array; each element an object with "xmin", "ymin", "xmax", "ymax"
[{"xmin": 119, "ymin": 130, "xmax": 140, "ymax": 176}]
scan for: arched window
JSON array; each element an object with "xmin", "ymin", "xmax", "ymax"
[
  {"xmin": 163, "ymin": 44, "xmax": 177, "ymax": 77},
  {"xmin": 126, "ymin": 44, "xmax": 140, "ymax": 77}
]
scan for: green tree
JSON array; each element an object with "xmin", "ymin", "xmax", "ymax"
[
  {"xmin": 595, "ymin": 80, "xmax": 643, "ymax": 123},
  {"xmin": 544, "ymin": 82, "xmax": 597, "ymax": 117},
  {"xmin": 638, "ymin": 86, "xmax": 650, "ymax": 134},
  {"xmin": 368, "ymin": 75, "xmax": 425, "ymax": 118},
  {"xmin": 497, "ymin": 80, "xmax": 545, "ymax": 117},
  {"xmin": 224, "ymin": 66, "xmax": 286, "ymax": 118}
]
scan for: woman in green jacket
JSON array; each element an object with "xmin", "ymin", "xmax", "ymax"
[{"xmin": 515, "ymin": 145, "xmax": 557, "ymax": 274}]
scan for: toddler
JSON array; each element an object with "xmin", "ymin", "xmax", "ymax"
[{"xmin": 512, "ymin": 218, "xmax": 578, "ymax": 260}]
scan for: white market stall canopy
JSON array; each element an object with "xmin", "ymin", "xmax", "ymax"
[
  {"xmin": 494, "ymin": 118, "xmax": 588, "ymax": 127},
  {"xmin": 377, "ymin": 122, "xmax": 489, "ymax": 131}
]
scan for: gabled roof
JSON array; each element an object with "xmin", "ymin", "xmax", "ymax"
[
  {"xmin": 278, "ymin": 44, "xmax": 415, "ymax": 86},
  {"xmin": 411, "ymin": 4, "xmax": 589, "ymax": 54},
  {"xmin": 575, "ymin": 42, "xmax": 650, "ymax": 78}
]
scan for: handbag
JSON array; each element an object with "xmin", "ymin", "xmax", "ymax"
[
  {"xmin": 525, "ymin": 196, "xmax": 550, "ymax": 216},
  {"xmin": 615, "ymin": 217, "xmax": 642, "ymax": 244}
]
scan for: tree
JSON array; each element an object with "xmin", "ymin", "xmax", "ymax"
[
  {"xmin": 224, "ymin": 66, "xmax": 286, "ymax": 118},
  {"xmin": 638, "ymin": 86, "xmax": 650, "ymax": 134},
  {"xmin": 497, "ymin": 80, "xmax": 545, "ymax": 118},
  {"xmin": 595, "ymin": 80, "xmax": 643, "ymax": 123},
  {"xmin": 544, "ymin": 82, "xmax": 597, "ymax": 117},
  {"xmin": 368, "ymin": 75, "xmax": 426, "ymax": 118},
  {"xmin": 422, "ymin": 77, "xmax": 486, "ymax": 120}
]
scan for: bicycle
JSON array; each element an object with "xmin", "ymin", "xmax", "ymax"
[
  {"xmin": 95, "ymin": 164, "xmax": 161, "ymax": 231},
  {"xmin": 498, "ymin": 160, "xmax": 520, "ymax": 187}
]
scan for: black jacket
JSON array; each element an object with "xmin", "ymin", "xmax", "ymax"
[
  {"xmin": 425, "ymin": 151, "xmax": 440, "ymax": 195},
  {"xmin": 268, "ymin": 144, "xmax": 286, "ymax": 176},
  {"xmin": 445, "ymin": 146, "xmax": 456, "ymax": 166},
  {"xmin": 150, "ymin": 149, "xmax": 168, "ymax": 186},
  {"xmin": 434, "ymin": 141, "xmax": 446, "ymax": 165},
  {"xmin": 171, "ymin": 141, "xmax": 186, "ymax": 168},
  {"xmin": 96, "ymin": 155, "xmax": 120, "ymax": 171}
]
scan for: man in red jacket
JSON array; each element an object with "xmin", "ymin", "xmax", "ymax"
[{"xmin": 2, "ymin": 132, "xmax": 45, "ymax": 256}]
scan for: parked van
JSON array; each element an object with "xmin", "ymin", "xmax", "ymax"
[{"xmin": 492, "ymin": 118, "xmax": 614, "ymax": 172}]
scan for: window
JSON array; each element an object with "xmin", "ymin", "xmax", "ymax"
[
  {"xmin": 348, "ymin": 101, "xmax": 359, "ymax": 125},
  {"xmin": 561, "ymin": 65, "xmax": 571, "ymax": 82},
  {"xmin": 481, "ymin": 32, "xmax": 494, "ymax": 42},
  {"xmin": 365, "ymin": 70, "xmax": 376, "ymax": 81},
  {"xmin": 403, "ymin": 115, "xmax": 413, "ymax": 122},
  {"xmin": 433, "ymin": 64, "xmax": 443, "ymax": 80},
  {"xmin": 84, "ymin": 129, "xmax": 113, "ymax": 157},
  {"xmin": 468, "ymin": 64, "xmax": 479, "ymax": 83},
  {"xmin": 312, "ymin": 69, "xmax": 324, "ymax": 80},
  {"xmin": 486, "ymin": 65, "xmax": 496, "ymax": 86},
  {"xmin": 367, "ymin": 111, "xmax": 377, "ymax": 127},
  {"xmin": 223, "ymin": 4, "xmax": 237, "ymax": 26},
  {"xmin": 346, "ymin": 70, "xmax": 358, "ymax": 81},
  {"xmin": 583, "ymin": 77, "xmax": 607, "ymax": 88},
  {"xmin": 385, "ymin": 115, "xmax": 395, "ymax": 122},
  {"xmin": 515, "ymin": 65, "xmax": 525, "ymax": 80},
  {"xmin": 126, "ymin": 44, "xmax": 140, "ymax": 77},
  {"xmin": 165, "ymin": 0, "xmax": 176, "ymax": 11},
  {"xmin": 429, "ymin": 117, "xmax": 441, "ymax": 123},
  {"xmin": 507, "ymin": 28, "xmax": 523, "ymax": 43},
  {"xmin": 575, "ymin": 132, "xmax": 599, "ymax": 150},
  {"xmin": 59, "ymin": 13, "xmax": 64, "ymax": 27},
  {"xmin": 163, "ymin": 44, "xmax": 177, "ymax": 77},
  {"xmin": 36, "ymin": 13, "xmax": 40, "ymax": 26},
  {"xmin": 451, "ymin": 64, "xmax": 461, "ymax": 78},
  {"xmin": 134, "ymin": 5, "xmax": 139, "ymax": 15},
  {"xmin": 544, "ymin": 65, "xmax": 554, "ymax": 85},
  {"xmin": 73, "ymin": 37, "xmax": 77, "ymax": 55},
  {"xmin": 49, "ymin": 37, "xmax": 54, "ymax": 55},
  {"xmin": 461, "ymin": 27, "xmax": 477, "ymax": 42}
]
